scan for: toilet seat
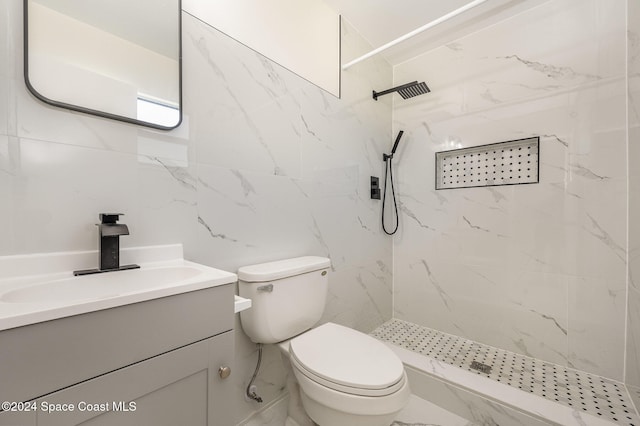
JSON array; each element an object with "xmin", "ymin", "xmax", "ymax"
[{"xmin": 289, "ymin": 323, "xmax": 405, "ymax": 397}]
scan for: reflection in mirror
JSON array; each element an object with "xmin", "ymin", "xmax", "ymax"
[{"xmin": 24, "ymin": 0, "xmax": 182, "ymax": 130}]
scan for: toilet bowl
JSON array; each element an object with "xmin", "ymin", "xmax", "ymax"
[
  {"xmin": 238, "ymin": 257, "xmax": 410, "ymax": 425},
  {"xmin": 284, "ymin": 322, "xmax": 410, "ymax": 426}
]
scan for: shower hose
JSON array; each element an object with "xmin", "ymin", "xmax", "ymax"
[{"xmin": 382, "ymin": 156, "xmax": 399, "ymax": 235}]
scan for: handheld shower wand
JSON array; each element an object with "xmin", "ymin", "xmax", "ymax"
[
  {"xmin": 384, "ymin": 130, "xmax": 404, "ymax": 161},
  {"xmin": 382, "ymin": 131, "xmax": 404, "ymax": 235}
]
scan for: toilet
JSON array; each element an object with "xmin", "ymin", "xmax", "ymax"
[{"xmin": 238, "ymin": 256, "xmax": 410, "ymax": 426}]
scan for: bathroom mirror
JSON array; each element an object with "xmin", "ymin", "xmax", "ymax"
[{"xmin": 24, "ymin": 0, "xmax": 182, "ymax": 130}]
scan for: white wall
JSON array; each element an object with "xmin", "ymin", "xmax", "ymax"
[
  {"xmin": 28, "ymin": 2, "xmax": 179, "ymax": 115},
  {"xmin": 183, "ymin": 0, "xmax": 340, "ymax": 97},
  {"xmin": 392, "ymin": 0, "xmax": 628, "ymax": 381}
]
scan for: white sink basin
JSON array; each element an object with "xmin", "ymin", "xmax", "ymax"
[
  {"xmin": 1, "ymin": 266, "xmax": 205, "ymax": 304},
  {"xmin": 0, "ymin": 245, "xmax": 238, "ymax": 331}
]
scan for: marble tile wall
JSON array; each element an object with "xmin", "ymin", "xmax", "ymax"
[
  {"xmin": 392, "ymin": 0, "xmax": 629, "ymax": 381},
  {"xmin": 627, "ymin": 0, "xmax": 640, "ymax": 410},
  {"xmin": 0, "ymin": 1, "xmax": 392, "ymax": 423}
]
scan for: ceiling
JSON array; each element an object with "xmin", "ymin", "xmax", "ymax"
[{"xmin": 323, "ymin": 0, "xmax": 550, "ymax": 66}]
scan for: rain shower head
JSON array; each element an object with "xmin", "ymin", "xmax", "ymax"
[{"xmin": 373, "ymin": 81, "xmax": 430, "ymax": 101}]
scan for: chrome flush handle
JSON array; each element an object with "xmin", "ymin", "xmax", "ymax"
[{"xmin": 257, "ymin": 284, "xmax": 273, "ymax": 292}]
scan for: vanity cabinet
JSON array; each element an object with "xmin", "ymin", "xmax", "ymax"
[{"xmin": 0, "ymin": 284, "xmax": 235, "ymax": 426}]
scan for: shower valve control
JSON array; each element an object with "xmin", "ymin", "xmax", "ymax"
[{"xmin": 370, "ymin": 176, "xmax": 381, "ymax": 200}]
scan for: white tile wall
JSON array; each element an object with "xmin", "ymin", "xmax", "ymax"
[
  {"xmin": 392, "ymin": 0, "xmax": 629, "ymax": 381},
  {"xmin": 627, "ymin": 0, "xmax": 640, "ymax": 396},
  {"xmin": 0, "ymin": 3, "xmax": 393, "ymax": 423}
]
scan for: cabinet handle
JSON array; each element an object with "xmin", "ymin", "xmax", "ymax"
[{"xmin": 218, "ymin": 366, "xmax": 231, "ymax": 379}]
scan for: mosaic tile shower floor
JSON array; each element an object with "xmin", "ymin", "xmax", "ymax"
[{"xmin": 372, "ymin": 319, "xmax": 639, "ymax": 426}]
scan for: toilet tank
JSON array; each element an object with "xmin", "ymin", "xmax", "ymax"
[{"xmin": 238, "ymin": 256, "xmax": 330, "ymax": 344}]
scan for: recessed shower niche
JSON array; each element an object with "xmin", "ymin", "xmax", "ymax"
[{"xmin": 435, "ymin": 137, "xmax": 540, "ymax": 190}]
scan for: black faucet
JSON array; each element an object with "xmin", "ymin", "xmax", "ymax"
[{"xmin": 74, "ymin": 213, "xmax": 140, "ymax": 276}]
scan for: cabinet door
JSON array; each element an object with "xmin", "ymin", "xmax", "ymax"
[
  {"xmin": 207, "ymin": 331, "xmax": 235, "ymax": 426},
  {"xmin": 35, "ymin": 331, "xmax": 234, "ymax": 426},
  {"xmin": 0, "ymin": 408, "xmax": 36, "ymax": 426}
]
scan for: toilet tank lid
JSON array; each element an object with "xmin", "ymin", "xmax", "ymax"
[{"xmin": 238, "ymin": 256, "xmax": 330, "ymax": 282}]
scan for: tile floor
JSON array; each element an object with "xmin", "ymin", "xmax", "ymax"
[{"xmin": 239, "ymin": 393, "xmax": 475, "ymax": 426}]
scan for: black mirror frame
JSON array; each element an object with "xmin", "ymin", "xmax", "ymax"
[{"xmin": 23, "ymin": 0, "xmax": 183, "ymax": 131}]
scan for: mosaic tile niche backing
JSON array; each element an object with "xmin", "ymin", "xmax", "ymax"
[{"xmin": 435, "ymin": 137, "xmax": 539, "ymax": 190}]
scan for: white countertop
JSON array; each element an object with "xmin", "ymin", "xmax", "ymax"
[
  {"xmin": 0, "ymin": 245, "xmax": 238, "ymax": 331},
  {"xmin": 234, "ymin": 295, "xmax": 252, "ymax": 313}
]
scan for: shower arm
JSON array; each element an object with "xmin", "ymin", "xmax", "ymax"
[
  {"xmin": 373, "ymin": 82, "xmax": 418, "ymax": 101},
  {"xmin": 341, "ymin": 0, "xmax": 489, "ymax": 70}
]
